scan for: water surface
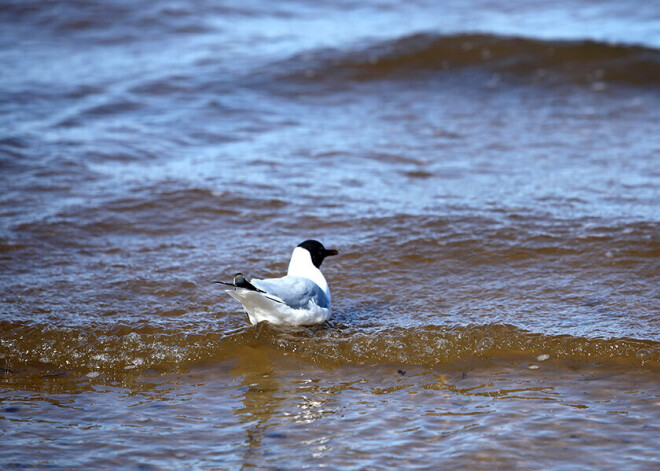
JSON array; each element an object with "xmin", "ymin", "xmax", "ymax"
[{"xmin": 1, "ymin": 0, "xmax": 659, "ymax": 468}]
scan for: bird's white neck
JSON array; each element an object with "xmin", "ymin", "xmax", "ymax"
[{"xmin": 287, "ymin": 247, "xmax": 331, "ymax": 299}]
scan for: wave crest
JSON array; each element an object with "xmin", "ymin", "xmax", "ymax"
[
  {"xmin": 1, "ymin": 321, "xmax": 657, "ymax": 379},
  {"xmin": 278, "ymin": 33, "xmax": 660, "ymax": 88}
]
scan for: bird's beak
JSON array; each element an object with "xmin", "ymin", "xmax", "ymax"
[{"xmin": 325, "ymin": 249, "xmax": 339, "ymax": 257}]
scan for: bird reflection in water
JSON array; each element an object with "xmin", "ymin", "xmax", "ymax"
[
  {"xmin": 230, "ymin": 337, "xmax": 337, "ymax": 463},
  {"xmin": 231, "ymin": 344, "xmax": 285, "ymax": 458}
]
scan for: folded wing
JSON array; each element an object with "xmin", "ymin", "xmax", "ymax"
[{"xmin": 252, "ymin": 276, "xmax": 330, "ymax": 309}]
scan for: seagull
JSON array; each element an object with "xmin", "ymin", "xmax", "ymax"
[{"xmin": 218, "ymin": 240, "xmax": 338, "ymax": 326}]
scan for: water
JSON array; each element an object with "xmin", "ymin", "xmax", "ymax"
[{"xmin": 1, "ymin": 0, "xmax": 659, "ymax": 468}]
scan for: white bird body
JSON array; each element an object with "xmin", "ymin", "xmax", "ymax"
[{"xmin": 224, "ymin": 241, "xmax": 337, "ymax": 326}]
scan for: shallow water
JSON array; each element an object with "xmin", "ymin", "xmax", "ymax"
[
  {"xmin": 1, "ymin": 0, "xmax": 660, "ymax": 468},
  {"xmin": 3, "ymin": 350, "xmax": 660, "ymax": 469}
]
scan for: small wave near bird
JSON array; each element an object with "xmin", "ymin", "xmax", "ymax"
[{"xmin": 217, "ymin": 240, "xmax": 338, "ymax": 326}]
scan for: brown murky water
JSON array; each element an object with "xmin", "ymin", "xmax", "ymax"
[
  {"xmin": 1, "ymin": 0, "xmax": 660, "ymax": 468},
  {"xmin": 3, "ymin": 347, "xmax": 659, "ymax": 469}
]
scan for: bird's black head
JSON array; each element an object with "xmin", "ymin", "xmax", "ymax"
[{"xmin": 298, "ymin": 240, "xmax": 339, "ymax": 268}]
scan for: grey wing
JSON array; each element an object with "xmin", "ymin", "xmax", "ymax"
[{"xmin": 251, "ymin": 276, "xmax": 330, "ymax": 309}]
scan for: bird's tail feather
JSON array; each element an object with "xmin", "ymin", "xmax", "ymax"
[{"xmin": 214, "ymin": 273, "xmax": 266, "ymax": 293}]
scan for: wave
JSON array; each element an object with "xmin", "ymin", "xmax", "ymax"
[
  {"xmin": 1, "ymin": 0, "xmax": 237, "ymax": 44},
  {"xmin": 275, "ymin": 33, "xmax": 660, "ymax": 88},
  {"xmin": 1, "ymin": 320, "xmax": 657, "ymax": 379},
  {"xmin": 9, "ymin": 187, "xmax": 289, "ymax": 240}
]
